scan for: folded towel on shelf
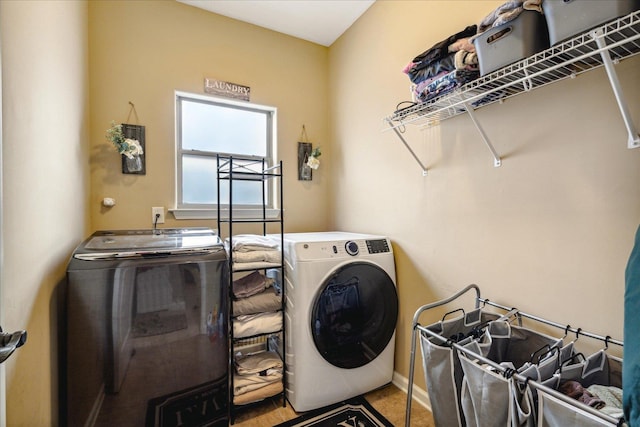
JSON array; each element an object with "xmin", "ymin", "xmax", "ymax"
[
  {"xmin": 233, "ymin": 271, "xmax": 274, "ymax": 299},
  {"xmin": 233, "ymin": 250, "xmax": 282, "ymax": 264},
  {"xmin": 233, "ymin": 287, "xmax": 281, "ymax": 316},
  {"xmin": 233, "ymin": 311, "xmax": 283, "ymax": 338},
  {"xmin": 235, "ymin": 350, "xmax": 283, "ymax": 375},
  {"xmin": 228, "ymin": 234, "xmax": 279, "ymax": 252},
  {"xmin": 233, "ymin": 380, "xmax": 283, "ymax": 405},
  {"xmin": 232, "ymin": 261, "xmax": 282, "ymax": 272},
  {"xmin": 234, "ymin": 370, "xmax": 283, "ymax": 396}
]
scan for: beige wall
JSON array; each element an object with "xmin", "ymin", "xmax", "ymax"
[
  {"xmin": 1, "ymin": 0, "xmax": 638, "ymax": 424},
  {"xmin": 89, "ymin": 0, "xmax": 331, "ymax": 235},
  {"xmin": 1, "ymin": 0, "xmax": 89, "ymax": 425},
  {"xmin": 330, "ymin": 0, "xmax": 640, "ymax": 395}
]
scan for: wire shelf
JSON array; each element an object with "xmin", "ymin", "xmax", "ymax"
[{"xmin": 386, "ymin": 11, "xmax": 640, "ymax": 129}]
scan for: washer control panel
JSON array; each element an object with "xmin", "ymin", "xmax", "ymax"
[{"xmin": 295, "ymin": 238, "xmax": 391, "ymax": 260}]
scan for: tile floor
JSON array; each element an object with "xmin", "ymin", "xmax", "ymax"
[{"xmin": 232, "ymin": 383, "xmax": 435, "ymax": 426}]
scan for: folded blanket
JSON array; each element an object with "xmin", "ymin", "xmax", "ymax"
[
  {"xmin": 587, "ymin": 385, "xmax": 624, "ymax": 418},
  {"xmin": 233, "ymin": 250, "xmax": 282, "ymax": 264},
  {"xmin": 233, "ymin": 311, "xmax": 283, "ymax": 338},
  {"xmin": 408, "ymin": 25, "xmax": 477, "ymax": 73},
  {"xmin": 405, "ymin": 53, "xmax": 457, "ymax": 85},
  {"xmin": 234, "ymin": 370, "xmax": 283, "ymax": 395},
  {"xmin": 235, "ymin": 350, "xmax": 283, "ymax": 375},
  {"xmin": 413, "ymin": 69, "xmax": 479, "ymax": 103},
  {"xmin": 406, "ymin": 48, "xmax": 478, "ymax": 86},
  {"xmin": 233, "ymin": 287, "xmax": 281, "ymax": 316},
  {"xmin": 232, "ymin": 261, "xmax": 282, "ymax": 272},
  {"xmin": 233, "ymin": 271, "xmax": 274, "ymax": 299},
  {"xmin": 455, "ymin": 50, "xmax": 478, "ymax": 70},
  {"xmin": 233, "ymin": 380, "xmax": 283, "ymax": 405},
  {"xmin": 449, "ymin": 37, "xmax": 476, "ymax": 54},
  {"xmin": 228, "ymin": 234, "xmax": 279, "ymax": 252}
]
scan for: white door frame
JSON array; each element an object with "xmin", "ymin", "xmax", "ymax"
[{"xmin": 0, "ymin": 18, "xmax": 6, "ymax": 427}]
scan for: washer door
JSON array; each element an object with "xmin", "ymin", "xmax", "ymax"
[{"xmin": 311, "ymin": 261, "xmax": 398, "ymax": 369}]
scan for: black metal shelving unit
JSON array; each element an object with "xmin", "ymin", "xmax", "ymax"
[{"xmin": 216, "ymin": 155, "xmax": 285, "ymax": 424}]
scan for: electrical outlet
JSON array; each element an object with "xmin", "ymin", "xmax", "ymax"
[{"xmin": 152, "ymin": 207, "xmax": 165, "ymax": 225}]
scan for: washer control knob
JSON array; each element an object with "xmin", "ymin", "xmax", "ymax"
[{"xmin": 345, "ymin": 241, "xmax": 359, "ymax": 256}]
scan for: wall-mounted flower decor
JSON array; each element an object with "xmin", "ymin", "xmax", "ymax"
[
  {"xmin": 307, "ymin": 147, "xmax": 321, "ymax": 170},
  {"xmin": 106, "ymin": 121, "xmax": 146, "ymax": 174}
]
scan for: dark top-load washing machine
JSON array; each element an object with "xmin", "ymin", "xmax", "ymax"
[{"xmin": 62, "ymin": 228, "xmax": 228, "ymax": 427}]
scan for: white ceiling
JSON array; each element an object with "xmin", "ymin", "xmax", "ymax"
[{"xmin": 177, "ymin": 0, "xmax": 375, "ymax": 46}]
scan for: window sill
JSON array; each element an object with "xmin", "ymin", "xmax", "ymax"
[{"xmin": 170, "ymin": 208, "xmax": 281, "ymax": 220}]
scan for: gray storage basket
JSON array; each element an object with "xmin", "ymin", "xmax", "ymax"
[
  {"xmin": 542, "ymin": 0, "xmax": 640, "ymax": 45},
  {"xmin": 419, "ymin": 308, "xmax": 501, "ymax": 427},
  {"xmin": 473, "ymin": 10, "xmax": 549, "ymax": 76}
]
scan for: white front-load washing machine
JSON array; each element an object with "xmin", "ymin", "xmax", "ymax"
[{"xmin": 282, "ymin": 232, "xmax": 398, "ymax": 412}]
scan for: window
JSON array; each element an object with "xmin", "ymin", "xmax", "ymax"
[{"xmin": 174, "ymin": 91, "xmax": 277, "ymax": 219}]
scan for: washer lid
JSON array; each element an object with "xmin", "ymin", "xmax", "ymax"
[{"xmin": 74, "ymin": 228, "xmax": 223, "ymax": 260}]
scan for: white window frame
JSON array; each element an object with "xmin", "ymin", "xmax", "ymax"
[{"xmin": 171, "ymin": 91, "xmax": 278, "ymax": 220}]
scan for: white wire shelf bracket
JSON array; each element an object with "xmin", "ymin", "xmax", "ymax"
[
  {"xmin": 387, "ymin": 121, "xmax": 429, "ymax": 176},
  {"xmin": 593, "ymin": 27, "xmax": 640, "ymax": 148},
  {"xmin": 384, "ymin": 10, "xmax": 640, "ymax": 173},
  {"xmin": 464, "ymin": 101, "xmax": 502, "ymax": 168}
]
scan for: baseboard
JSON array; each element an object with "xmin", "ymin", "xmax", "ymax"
[{"xmin": 391, "ymin": 371, "xmax": 431, "ymax": 413}]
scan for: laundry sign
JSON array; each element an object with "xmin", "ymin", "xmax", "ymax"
[{"xmin": 204, "ymin": 78, "xmax": 250, "ymax": 101}]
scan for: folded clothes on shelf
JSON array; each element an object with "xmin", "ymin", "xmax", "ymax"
[
  {"xmin": 403, "ymin": 24, "xmax": 480, "ymax": 104},
  {"xmin": 233, "ymin": 271, "xmax": 275, "ymax": 299},
  {"xmin": 404, "ymin": 25, "xmax": 477, "ymax": 84}
]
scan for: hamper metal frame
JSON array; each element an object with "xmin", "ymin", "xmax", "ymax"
[{"xmin": 405, "ymin": 284, "xmax": 624, "ymax": 426}]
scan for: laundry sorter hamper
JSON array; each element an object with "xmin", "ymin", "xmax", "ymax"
[{"xmin": 405, "ymin": 284, "xmax": 626, "ymax": 427}]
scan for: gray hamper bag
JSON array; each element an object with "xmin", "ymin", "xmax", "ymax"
[
  {"xmin": 458, "ymin": 321, "xmax": 562, "ymax": 427},
  {"xmin": 419, "ymin": 308, "xmax": 500, "ymax": 427},
  {"xmin": 459, "ymin": 354, "xmax": 536, "ymax": 427},
  {"xmin": 538, "ymin": 350, "xmax": 624, "ymax": 427}
]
